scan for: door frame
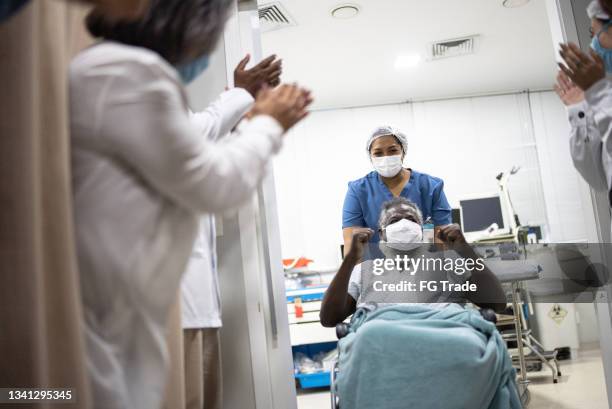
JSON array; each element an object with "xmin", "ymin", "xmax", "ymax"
[{"xmin": 545, "ymin": 1, "xmax": 612, "ymax": 406}]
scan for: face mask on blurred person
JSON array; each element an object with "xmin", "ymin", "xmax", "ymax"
[
  {"xmin": 591, "ymin": 22, "xmax": 612, "ymax": 73},
  {"xmin": 371, "ymin": 155, "xmax": 403, "ymax": 178},
  {"xmin": 381, "ymin": 218, "xmax": 423, "ymax": 251},
  {"xmin": 176, "ymin": 54, "xmax": 210, "ymax": 84}
]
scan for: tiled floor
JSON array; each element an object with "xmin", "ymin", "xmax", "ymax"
[
  {"xmin": 296, "ymin": 345, "xmax": 609, "ymax": 409},
  {"xmin": 527, "ymin": 346, "xmax": 608, "ymax": 409}
]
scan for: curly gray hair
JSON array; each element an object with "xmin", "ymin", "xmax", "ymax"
[{"xmin": 378, "ymin": 197, "xmax": 423, "ymax": 229}]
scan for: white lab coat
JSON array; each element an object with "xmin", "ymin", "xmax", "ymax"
[
  {"xmin": 568, "ymin": 79, "xmax": 612, "ymax": 192},
  {"xmin": 181, "ymin": 89, "xmax": 254, "ymax": 329},
  {"xmin": 567, "ymin": 77, "xmax": 612, "ymax": 237},
  {"xmin": 69, "ymin": 42, "xmax": 283, "ymax": 409}
]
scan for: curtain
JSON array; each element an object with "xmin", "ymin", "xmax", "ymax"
[
  {"xmin": 0, "ymin": 3, "xmax": 187, "ymax": 408},
  {"xmin": 162, "ymin": 297, "xmax": 186, "ymax": 409},
  {"xmin": 0, "ymin": 1, "xmax": 92, "ymax": 407}
]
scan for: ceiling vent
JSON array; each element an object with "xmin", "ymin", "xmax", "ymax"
[
  {"xmin": 258, "ymin": 2, "xmax": 296, "ymax": 33},
  {"xmin": 430, "ymin": 35, "xmax": 478, "ymax": 60}
]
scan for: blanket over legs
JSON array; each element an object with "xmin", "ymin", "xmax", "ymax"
[{"xmin": 335, "ymin": 304, "xmax": 522, "ymax": 409}]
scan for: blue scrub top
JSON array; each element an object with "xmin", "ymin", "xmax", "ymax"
[{"xmin": 342, "ymin": 169, "xmax": 452, "ymax": 243}]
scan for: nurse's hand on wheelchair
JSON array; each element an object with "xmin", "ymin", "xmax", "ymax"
[{"xmin": 349, "ymin": 228, "xmax": 374, "ymax": 259}]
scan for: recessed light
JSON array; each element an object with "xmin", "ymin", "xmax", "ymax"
[
  {"xmin": 331, "ymin": 4, "xmax": 360, "ymax": 19},
  {"xmin": 502, "ymin": 0, "xmax": 530, "ymax": 8},
  {"xmin": 395, "ymin": 54, "xmax": 421, "ymax": 69}
]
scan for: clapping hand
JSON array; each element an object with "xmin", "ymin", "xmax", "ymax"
[
  {"xmin": 251, "ymin": 84, "xmax": 313, "ymax": 131},
  {"xmin": 558, "ymin": 43, "xmax": 605, "ymax": 92},
  {"xmin": 234, "ymin": 54, "xmax": 283, "ymax": 97},
  {"xmin": 554, "ymin": 70, "xmax": 585, "ymax": 106}
]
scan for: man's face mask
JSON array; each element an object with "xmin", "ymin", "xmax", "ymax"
[
  {"xmin": 591, "ymin": 22, "xmax": 612, "ymax": 73},
  {"xmin": 381, "ymin": 218, "xmax": 423, "ymax": 251},
  {"xmin": 176, "ymin": 54, "xmax": 210, "ymax": 84}
]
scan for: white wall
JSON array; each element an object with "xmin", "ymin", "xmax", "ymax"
[
  {"xmin": 576, "ymin": 302, "xmax": 602, "ymax": 344},
  {"xmin": 274, "ymin": 91, "xmax": 592, "ymax": 268},
  {"xmin": 529, "ymin": 91, "xmax": 592, "ymax": 242}
]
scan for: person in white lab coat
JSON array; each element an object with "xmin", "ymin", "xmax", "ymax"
[
  {"xmin": 554, "ymin": 1, "xmax": 612, "ymax": 226},
  {"xmin": 69, "ymin": 0, "xmax": 312, "ymax": 408},
  {"xmin": 181, "ymin": 54, "xmax": 282, "ymax": 409}
]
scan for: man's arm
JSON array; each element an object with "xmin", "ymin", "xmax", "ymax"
[
  {"xmin": 320, "ymin": 253, "xmax": 358, "ymax": 327},
  {"xmin": 436, "ymin": 225, "xmax": 506, "ymax": 313},
  {"xmin": 320, "ymin": 228, "xmax": 372, "ymax": 327},
  {"xmin": 460, "ymin": 248, "xmax": 507, "ymax": 313},
  {"xmin": 342, "ymin": 227, "xmax": 358, "ymax": 254}
]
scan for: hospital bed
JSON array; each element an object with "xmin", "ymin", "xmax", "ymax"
[{"xmin": 486, "ymin": 259, "xmax": 551, "ymax": 407}]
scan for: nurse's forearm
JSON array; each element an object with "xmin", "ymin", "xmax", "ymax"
[{"xmin": 320, "ymin": 253, "xmax": 358, "ymax": 327}]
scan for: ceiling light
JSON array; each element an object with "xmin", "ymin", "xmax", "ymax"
[
  {"xmin": 395, "ymin": 54, "xmax": 421, "ymax": 69},
  {"xmin": 331, "ymin": 4, "xmax": 360, "ymax": 19},
  {"xmin": 502, "ymin": 0, "xmax": 530, "ymax": 8}
]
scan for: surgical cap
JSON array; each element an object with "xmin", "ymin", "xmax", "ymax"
[
  {"xmin": 378, "ymin": 197, "xmax": 423, "ymax": 229},
  {"xmin": 588, "ymin": 0, "xmax": 610, "ymax": 20},
  {"xmin": 366, "ymin": 126, "xmax": 408, "ymax": 154}
]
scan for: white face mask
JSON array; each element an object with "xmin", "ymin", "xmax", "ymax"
[
  {"xmin": 381, "ymin": 219, "xmax": 423, "ymax": 251},
  {"xmin": 371, "ymin": 155, "xmax": 403, "ymax": 178}
]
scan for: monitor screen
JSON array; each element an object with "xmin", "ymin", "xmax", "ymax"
[{"xmin": 459, "ymin": 196, "xmax": 504, "ymax": 233}]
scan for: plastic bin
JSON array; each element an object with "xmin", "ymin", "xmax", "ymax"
[
  {"xmin": 293, "ymin": 341, "xmax": 337, "ymax": 389},
  {"xmin": 295, "ymin": 371, "xmax": 331, "ymax": 388}
]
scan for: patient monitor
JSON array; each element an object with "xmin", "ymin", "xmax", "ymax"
[{"xmin": 459, "ymin": 195, "xmax": 510, "ymax": 241}]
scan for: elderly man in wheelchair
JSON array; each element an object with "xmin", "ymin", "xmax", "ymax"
[{"xmin": 320, "ymin": 197, "xmax": 522, "ymax": 409}]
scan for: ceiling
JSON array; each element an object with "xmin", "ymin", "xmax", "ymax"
[{"xmin": 258, "ymin": 0, "xmax": 558, "ymax": 110}]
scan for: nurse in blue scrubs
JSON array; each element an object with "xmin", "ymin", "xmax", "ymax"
[{"xmin": 342, "ymin": 126, "xmax": 452, "ymax": 249}]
